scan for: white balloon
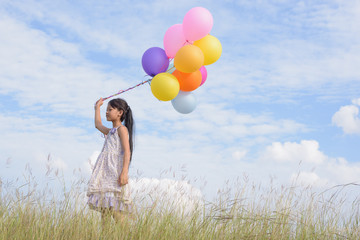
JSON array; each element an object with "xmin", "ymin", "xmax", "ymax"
[{"xmin": 171, "ymin": 91, "xmax": 197, "ymax": 114}]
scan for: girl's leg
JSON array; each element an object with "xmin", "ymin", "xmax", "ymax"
[
  {"xmin": 112, "ymin": 210, "xmax": 126, "ymax": 224},
  {"xmin": 113, "ymin": 210, "xmax": 135, "ymax": 224},
  {"xmin": 112, "ymin": 202, "xmax": 135, "ymax": 224},
  {"xmin": 101, "ymin": 208, "xmax": 112, "ymax": 230}
]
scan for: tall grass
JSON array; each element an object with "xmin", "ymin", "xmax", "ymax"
[{"xmin": 1, "ymin": 167, "xmax": 359, "ymax": 239}]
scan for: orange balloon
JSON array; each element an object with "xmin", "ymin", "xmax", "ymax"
[
  {"xmin": 174, "ymin": 45, "xmax": 204, "ymax": 73},
  {"xmin": 172, "ymin": 70, "xmax": 202, "ymax": 92}
]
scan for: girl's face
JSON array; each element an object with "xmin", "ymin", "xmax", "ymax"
[{"xmin": 106, "ymin": 104, "xmax": 122, "ymax": 121}]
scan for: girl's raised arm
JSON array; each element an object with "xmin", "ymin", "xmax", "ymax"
[{"xmin": 94, "ymin": 98, "xmax": 110, "ymax": 135}]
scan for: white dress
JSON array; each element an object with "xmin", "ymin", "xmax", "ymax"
[{"xmin": 87, "ymin": 126, "xmax": 133, "ymax": 212}]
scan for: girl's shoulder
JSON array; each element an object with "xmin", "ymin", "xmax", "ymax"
[
  {"xmin": 117, "ymin": 125, "xmax": 128, "ymax": 130},
  {"xmin": 117, "ymin": 125, "xmax": 129, "ymax": 135}
]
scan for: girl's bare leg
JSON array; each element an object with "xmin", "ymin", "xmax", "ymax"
[
  {"xmin": 113, "ymin": 210, "xmax": 135, "ymax": 224},
  {"xmin": 101, "ymin": 208, "xmax": 112, "ymax": 230},
  {"xmin": 112, "ymin": 210, "xmax": 126, "ymax": 224}
]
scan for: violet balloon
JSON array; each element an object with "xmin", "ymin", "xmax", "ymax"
[{"xmin": 142, "ymin": 47, "xmax": 169, "ymax": 77}]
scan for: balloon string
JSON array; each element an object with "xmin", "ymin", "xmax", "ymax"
[
  {"xmin": 102, "ymin": 78, "xmax": 152, "ymax": 101},
  {"xmin": 166, "ymin": 66, "xmax": 176, "ymax": 72},
  {"xmin": 166, "ymin": 58, "xmax": 175, "ymax": 73},
  {"xmin": 101, "ymin": 58, "xmax": 175, "ymax": 101}
]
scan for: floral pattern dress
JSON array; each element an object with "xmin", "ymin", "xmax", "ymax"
[{"xmin": 87, "ymin": 126, "xmax": 133, "ymax": 213}]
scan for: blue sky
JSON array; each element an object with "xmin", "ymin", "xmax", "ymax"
[{"xmin": 0, "ymin": 0, "xmax": 360, "ymax": 201}]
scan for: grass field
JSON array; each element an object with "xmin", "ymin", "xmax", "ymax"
[{"xmin": 1, "ymin": 170, "xmax": 359, "ymax": 240}]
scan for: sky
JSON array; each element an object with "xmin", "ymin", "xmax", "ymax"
[{"xmin": 0, "ymin": 0, "xmax": 360, "ymax": 203}]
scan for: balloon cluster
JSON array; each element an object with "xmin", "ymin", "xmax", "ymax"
[{"xmin": 141, "ymin": 7, "xmax": 222, "ymax": 114}]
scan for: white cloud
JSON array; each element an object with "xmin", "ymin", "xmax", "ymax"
[
  {"xmin": 51, "ymin": 157, "xmax": 67, "ymax": 170},
  {"xmin": 332, "ymin": 100, "xmax": 360, "ymax": 135},
  {"xmin": 263, "ymin": 140, "xmax": 326, "ymax": 164},
  {"xmin": 1, "ymin": 0, "xmax": 195, "ymax": 59},
  {"xmin": 291, "ymin": 171, "xmax": 328, "ymax": 188},
  {"xmin": 0, "ymin": 113, "xmax": 101, "ymax": 183},
  {"xmin": 325, "ymin": 157, "xmax": 360, "ymax": 184},
  {"xmin": 0, "ymin": 13, "xmax": 132, "ymax": 119},
  {"xmin": 352, "ymin": 98, "xmax": 360, "ymax": 106},
  {"xmin": 260, "ymin": 139, "xmax": 360, "ymax": 190},
  {"xmin": 130, "ymin": 178, "xmax": 203, "ymax": 214},
  {"xmin": 232, "ymin": 150, "xmax": 247, "ymax": 160},
  {"xmin": 86, "ymin": 151, "xmax": 101, "ymax": 174}
]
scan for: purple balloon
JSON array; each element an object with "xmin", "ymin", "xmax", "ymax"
[{"xmin": 142, "ymin": 47, "xmax": 169, "ymax": 77}]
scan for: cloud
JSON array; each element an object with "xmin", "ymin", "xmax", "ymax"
[
  {"xmin": 232, "ymin": 150, "xmax": 247, "ymax": 160},
  {"xmin": 332, "ymin": 99, "xmax": 360, "ymax": 134},
  {"xmin": 291, "ymin": 171, "xmax": 328, "ymax": 188},
  {"xmin": 0, "ymin": 13, "xmax": 129, "ymax": 118},
  {"xmin": 0, "ymin": 113, "xmax": 101, "ymax": 183},
  {"xmin": 260, "ymin": 139, "xmax": 360, "ymax": 188},
  {"xmin": 1, "ymin": 0, "xmax": 196, "ymax": 59},
  {"xmin": 130, "ymin": 178, "xmax": 203, "ymax": 214},
  {"xmin": 86, "ymin": 151, "xmax": 101, "ymax": 174},
  {"xmin": 262, "ymin": 140, "xmax": 326, "ymax": 164},
  {"xmin": 325, "ymin": 157, "xmax": 360, "ymax": 184},
  {"xmin": 352, "ymin": 98, "xmax": 360, "ymax": 106}
]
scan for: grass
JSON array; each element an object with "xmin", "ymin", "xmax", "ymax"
[{"xmin": 1, "ymin": 169, "xmax": 359, "ymax": 240}]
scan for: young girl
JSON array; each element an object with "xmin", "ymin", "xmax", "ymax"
[{"xmin": 87, "ymin": 97, "xmax": 134, "ymax": 224}]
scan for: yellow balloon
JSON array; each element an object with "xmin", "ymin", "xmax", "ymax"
[
  {"xmin": 174, "ymin": 45, "xmax": 204, "ymax": 73},
  {"xmin": 151, "ymin": 73, "xmax": 180, "ymax": 101},
  {"xmin": 194, "ymin": 35, "xmax": 222, "ymax": 65}
]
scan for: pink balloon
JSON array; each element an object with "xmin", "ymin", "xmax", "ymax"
[
  {"xmin": 199, "ymin": 66, "xmax": 207, "ymax": 86},
  {"xmin": 183, "ymin": 7, "xmax": 213, "ymax": 41},
  {"xmin": 163, "ymin": 24, "xmax": 191, "ymax": 58}
]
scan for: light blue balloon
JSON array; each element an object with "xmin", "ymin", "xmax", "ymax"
[{"xmin": 171, "ymin": 91, "xmax": 197, "ymax": 114}]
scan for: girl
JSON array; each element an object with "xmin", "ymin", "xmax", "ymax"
[{"xmin": 87, "ymin": 97, "xmax": 134, "ymax": 225}]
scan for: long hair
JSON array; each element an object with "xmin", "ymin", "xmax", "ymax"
[{"xmin": 108, "ymin": 98, "xmax": 135, "ymax": 162}]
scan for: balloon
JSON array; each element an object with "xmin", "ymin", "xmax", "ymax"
[
  {"xmin": 194, "ymin": 35, "xmax": 222, "ymax": 65},
  {"xmin": 150, "ymin": 73, "xmax": 179, "ymax": 101},
  {"xmin": 171, "ymin": 91, "xmax": 197, "ymax": 114},
  {"xmin": 163, "ymin": 24, "xmax": 191, "ymax": 58},
  {"xmin": 183, "ymin": 7, "xmax": 213, "ymax": 41},
  {"xmin": 199, "ymin": 66, "xmax": 207, "ymax": 86},
  {"xmin": 172, "ymin": 70, "xmax": 202, "ymax": 92},
  {"xmin": 174, "ymin": 45, "xmax": 204, "ymax": 73},
  {"xmin": 142, "ymin": 47, "xmax": 169, "ymax": 77}
]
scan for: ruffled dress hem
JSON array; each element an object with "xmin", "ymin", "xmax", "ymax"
[{"xmin": 87, "ymin": 192, "xmax": 133, "ymax": 213}]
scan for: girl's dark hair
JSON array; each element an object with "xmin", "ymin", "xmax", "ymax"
[{"xmin": 108, "ymin": 98, "xmax": 135, "ymax": 162}]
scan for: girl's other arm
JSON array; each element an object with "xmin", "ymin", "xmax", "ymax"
[
  {"xmin": 94, "ymin": 98, "xmax": 110, "ymax": 135},
  {"xmin": 118, "ymin": 126, "xmax": 130, "ymax": 186}
]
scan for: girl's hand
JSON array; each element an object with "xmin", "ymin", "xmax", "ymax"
[
  {"xmin": 118, "ymin": 171, "xmax": 128, "ymax": 186},
  {"xmin": 94, "ymin": 98, "xmax": 103, "ymax": 110}
]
